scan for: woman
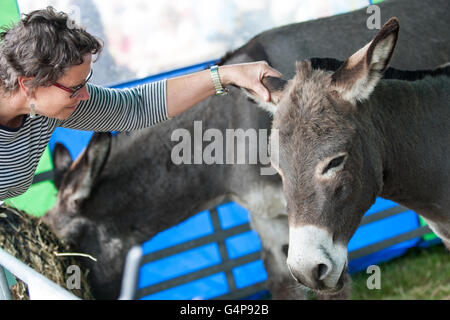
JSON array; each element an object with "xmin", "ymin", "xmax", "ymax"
[{"xmin": 0, "ymin": 7, "xmax": 281, "ymax": 201}]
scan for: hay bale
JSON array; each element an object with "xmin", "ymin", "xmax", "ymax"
[{"xmin": 0, "ymin": 206, "xmax": 94, "ymax": 300}]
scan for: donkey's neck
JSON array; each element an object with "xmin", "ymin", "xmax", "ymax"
[{"xmin": 369, "ymin": 74, "xmax": 450, "ymax": 218}]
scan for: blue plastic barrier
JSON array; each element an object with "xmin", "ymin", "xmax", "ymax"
[
  {"xmin": 347, "ymin": 198, "xmax": 421, "ymax": 273},
  {"xmin": 137, "ymin": 199, "xmax": 423, "ymax": 300}
]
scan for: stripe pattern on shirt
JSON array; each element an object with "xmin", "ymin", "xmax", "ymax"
[{"xmin": 0, "ymin": 80, "xmax": 168, "ymax": 200}]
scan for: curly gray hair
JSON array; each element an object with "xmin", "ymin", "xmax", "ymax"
[{"xmin": 0, "ymin": 6, "xmax": 103, "ymax": 94}]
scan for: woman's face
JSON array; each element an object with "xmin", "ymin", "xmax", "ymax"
[{"xmin": 30, "ymin": 54, "xmax": 92, "ymax": 120}]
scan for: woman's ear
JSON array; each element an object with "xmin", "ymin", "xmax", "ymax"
[{"xmin": 17, "ymin": 76, "xmax": 36, "ymax": 99}]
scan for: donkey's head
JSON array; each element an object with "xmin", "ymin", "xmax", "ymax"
[
  {"xmin": 249, "ymin": 18, "xmax": 399, "ymax": 293},
  {"xmin": 44, "ymin": 132, "xmax": 112, "ymax": 246},
  {"xmin": 44, "ymin": 132, "xmax": 132, "ymax": 298}
]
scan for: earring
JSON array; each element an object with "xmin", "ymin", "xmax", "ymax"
[{"xmin": 30, "ymin": 103, "xmax": 36, "ymax": 119}]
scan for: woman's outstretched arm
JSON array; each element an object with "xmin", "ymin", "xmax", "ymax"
[{"xmin": 166, "ymin": 62, "xmax": 282, "ymax": 118}]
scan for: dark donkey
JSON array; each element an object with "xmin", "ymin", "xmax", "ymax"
[
  {"xmin": 247, "ymin": 18, "xmax": 449, "ymax": 295},
  {"xmin": 44, "ymin": 0, "xmax": 450, "ymax": 299}
]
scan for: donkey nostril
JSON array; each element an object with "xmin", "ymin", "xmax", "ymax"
[{"xmin": 316, "ymin": 263, "xmax": 330, "ymax": 281}]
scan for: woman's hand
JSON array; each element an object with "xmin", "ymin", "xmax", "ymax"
[
  {"xmin": 166, "ymin": 61, "xmax": 282, "ymax": 118},
  {"xmin": 219, "ymin": 61, "xmax": 283, "ymax": 102}
]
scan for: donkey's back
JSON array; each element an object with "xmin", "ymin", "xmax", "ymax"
[{"xmin": 224, "ymin": 0, "xmax": 449, "ymax": 74}]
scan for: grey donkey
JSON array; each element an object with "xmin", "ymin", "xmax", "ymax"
[{"xmin": 247, "ymin": 17, "xmax": 449, "ymax": 296}]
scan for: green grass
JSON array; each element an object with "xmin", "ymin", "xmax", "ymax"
[{"xmin": 350, "ymin": 244, "xmax": 450, "ymax": 300}]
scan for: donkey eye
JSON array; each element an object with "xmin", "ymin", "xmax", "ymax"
[{"xmin": 323, "ymin": 155, "xmax": 346, "ymax": 174}]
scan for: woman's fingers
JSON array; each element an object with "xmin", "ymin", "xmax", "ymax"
[
  {"xmin": 256, "ymin": 62, "xmax": 282, "ymax": 102},
  {"xmin": 261, "ymin": 63, "xmax": 283, "ymax": 79},
  {"xmin": 254, "ymin": 82, "xmax": 271, "ymax": 102},
  {"xmin": 220, "ymin": 62, "xmax": 282, "ymax": 102}
]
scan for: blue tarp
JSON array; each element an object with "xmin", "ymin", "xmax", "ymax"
[{"xmin": 137, "ymin": 200, "xmax": 421, "ymax": 300}]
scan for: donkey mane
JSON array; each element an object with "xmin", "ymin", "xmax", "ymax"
[{"xmin": 309, "ymin": 57, "xmax": 450, "ymax": 81}]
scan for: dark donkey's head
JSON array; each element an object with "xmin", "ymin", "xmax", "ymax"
[
  {"xmin": 248, "ymin": 18, "xmax": 400, "ymax": 293},
  {"xmin": 44, "ymin": 132, "xmax": 113, "ymax": 258}
]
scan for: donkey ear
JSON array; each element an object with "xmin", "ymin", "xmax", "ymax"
[
  {"xmin": 243, "ymin": 76, "xmax": 289, "ymax": 114},
  {"xmin": 60, "ymin": 132, "xmax": 112, "ymax": 205},
  {"xmin": 331, "ymin": 17, "xmax": 399, "ymax": 104},
  {"xmin": 52, "ymin": 143, "xmax": 73, "ymax": 190}
]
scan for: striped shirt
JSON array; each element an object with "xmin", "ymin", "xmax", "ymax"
[{"xmin": 0, "ymin": 80, "xmax": 169, "ymax": 201}]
